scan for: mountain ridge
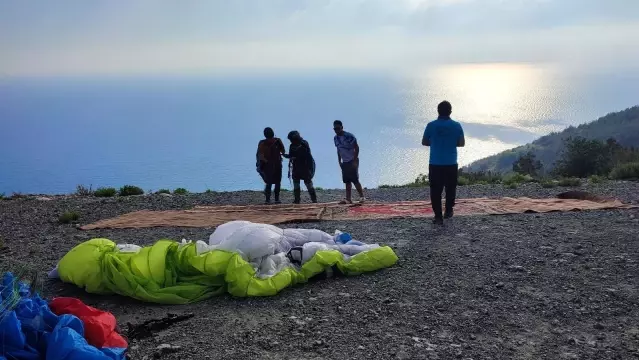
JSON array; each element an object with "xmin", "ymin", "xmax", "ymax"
[{"xmin": 465, "ymin": 105, "xmax": 639, "ymax": 173}]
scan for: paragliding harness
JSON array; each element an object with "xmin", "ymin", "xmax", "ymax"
[{"xmin": 286, "ymin": 246, "xmax": 303, "ymax": 266}]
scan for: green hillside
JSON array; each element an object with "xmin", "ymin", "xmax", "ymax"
[{"xmin": 465, "ymin": 106, "xmax": 639, "ymax": 173}]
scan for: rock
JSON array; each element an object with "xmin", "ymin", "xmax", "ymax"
[
  {"xmin": 358, "ymin": 345, "xmax": 365, "ymax": 350},
  {"xmin": 159, "ymin": 193, "xmax": 173, "ymax": 197},
  {"xmin": 35, "ymin": 196, "xmax": 52, "ymax": 201},
  {"xmin": 496, "ymin": 282, "xmax": 505, "ymax": 289},
  {"xmin": 154, "ymin": 344, "xmax": 181, "ymax": 358},
  {"xmin": 508, "ymin": 265, "xmax": 525, "ymax": 272},
  {"xmin": 593, "ymin": 323, "xmax": 605, "ymax": 330}
]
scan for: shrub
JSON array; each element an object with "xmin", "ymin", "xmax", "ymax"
[
  {"xmin": 610, "ymin": 162, "xmax": 639, "ymax": 180},
  {"xmin": 173, "ymin": 188, "xmax": 188, "ymax": 195},
  {"xmin": 0, "ymin": 193, "xmax": 4, "ymax": 200},
  {"xmin": 314, "ymin": 187, "xmax": 325, "ymax": 191},
  {"xmin": 75, "ymin": 184, "xmax": 93, "ymax": 196},
  {"xmin": 94, "ymin": 187, "xmax": 117, "ymax": 197},
  {"xmin": 457, "ymin": 176, "xmax": 470, "ymax": 186},
  {"xmin": 205, "ymin": 189, "xmax": 214, "ymax": 194},
  {"xmin": 156, "ymin": 189, "xmax": 171, "ymax": 194},
  {"xmin": 588, "ymin": 175, "xmax": 605, "ymax": 184},
  {"xmin": 58, "ymin": 211, "xmax": 79, "ymax": 224},
  {"xmin": 558, "ymin": 178, "xmax": 581, "ymax": 187},
  {"xmin": 10, "ymin": 192, "xmax": 26, "ymax": 200},
  {"xmin": 541, "ymin": 180, "xmax": 557, "ymax": 188},
  {"xmin": 503, "ymin": 173, "xmax": 533, "ymax": 186},
  {"xmin": 507, "ymin": 182, "xmax": 518, "ymax": 189},
  {"xmin": 119, "ymin": 185, "xmax": 144, "ymax": 196},
  {"xmin": 458, "ymin": 170, "xmax": 502, "ymax": 184}
]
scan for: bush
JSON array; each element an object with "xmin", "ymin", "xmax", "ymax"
[
  {"xmin": 503, "ymin": 173, "xmax": 533, "ymax": 186},
  {"xmin": 119, "ymin": 185, "xmax": 144, "ymax": 196},
  {"xmin": 558, "ymin": 178, "xmax": 581, "ymax": 187},
  {"xmin": 609, "ymin": 162, "xmax": 639, "ymax": 180},
  {"xmin": 59, "ymin": 211, "xmax": 79, "ymax": 224},
  {"xmin": 94, "ymin": 187, "xmax": 117, "ymax": 197},
  {"xmin": 541, "ymin": 180, "xmax": 557, "ymax": 188},
  {"xmin": 588, "ymin": 175, "xmax": 605, "ymax": 184},
  {"xmin": 457, "ymin": 176, "xmax": 470, "ymax": 186},
  {"xmin": 507, "ymin": 182, "xmax": 518, "ymax": 189},
  {"xmin": 314, "ymin": 187, "xmax": 325, "ymax": 191},
  {"xmin": 0, "ymin": 193, "xmax": 4, "ymax": 200},
  {"xmin": 205, "ymin": 189, "xmax": 214, "ymax": 193},
  {"xmin": 458, "ymin": 170, "xmax": 502, "ymax": 184},
  {"xmin": 173, "ymin": 188, "xmax": 188, "ymax": 195},
  {"xmin": 156, "ymin": 189, "xmax": 171, "ymax": 194},
  {"xmin": 10, "ymin": 192, "xmax": 26, "ymax": 200},
  {"xmin": 75, "ymin": 184, "xmax": 93, "ymax": 196}
]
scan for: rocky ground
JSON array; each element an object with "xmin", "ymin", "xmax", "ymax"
[{"xmin": 1, "ymin": 182, "xmax": 638, "ymax": 360}]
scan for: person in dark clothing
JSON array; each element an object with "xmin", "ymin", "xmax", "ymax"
[
  {"xmin": 256, "ymin": 127, "xmax": 286, "ymax": 204},
  {"xmin": 422, "ymin": 101, "xmax": 465, "ymax": 225},
  {"xmin": 284, "ymin": 130, "xmax": 317, "ymax": 204}
]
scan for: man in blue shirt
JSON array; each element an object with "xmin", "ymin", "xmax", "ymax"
[
  {"xmin": 334, "ymin": 120, "xmax": 365, "ymax": 203},
  {"xmin": 422, "ymin": 101, "xmax": 465, "ymax": 225}
]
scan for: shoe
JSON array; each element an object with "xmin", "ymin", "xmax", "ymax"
[
  {"xmin": 339, "ymin": 199, "xmax": 353, "ymax": 205},
  {"xmin": 358, "ymin": 197, "xmax": 366, "ymax": 203},
  {"xmin": 274, "ymin": 200, "xmax": 281, "ymax": 204},
  {"xmin": 432, "ymin": 217, "xmax": 444, "ymax": 225},
  {"xmin": 444, "ymin": 209, "xmax": 454, "ymax": 219}
]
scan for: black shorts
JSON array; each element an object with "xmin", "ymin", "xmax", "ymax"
[{"xmin": 340, "ymin": 161, "xmax": 359, "ymax": 183}]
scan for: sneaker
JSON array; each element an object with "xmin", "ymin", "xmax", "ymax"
[
  {"xmin": 444, "ymin": 209, "xmax": 454, "ymax": 219},
  {"xmin": 432, "ymin": 217, "xmax": 444, "ymax": 226},
  {"xmin": 358, "ymin": 197, "xmax": 366, "ymax": 203},
  {"xmin": 339, "ymin": 199, "xmax": 353, "ymax": 205}
]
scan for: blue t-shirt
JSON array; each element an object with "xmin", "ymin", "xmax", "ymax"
[
  {"xmin": 334, "ymin": 131, "xmax": 358, "ymax": 163},
  {"xmin": 423, "ymin": 118, "xmax": 464, "ymax": 165}
]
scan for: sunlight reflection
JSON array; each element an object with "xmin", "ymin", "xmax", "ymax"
[
  {"xmin": 402, "ymin": 62, "xmax": 564, "ymax": 133},
  {"xmin": 376, "ymin": 62, "xmax": 563, "ymax": 186}
]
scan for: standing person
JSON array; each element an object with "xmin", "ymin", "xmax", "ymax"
[
  {"xmin": 422, "ymin": 101, "xmax": 465, "ymax": 225},
  {"xmin": 333, "ymin": 120, "xmax": 365, "ymax": 204},
  {"xmin": 285, "ymin": 130, "xmax": 317, "ymax": 204},
  {"xmin": 256, "ymin": 127, "xmax": 286, "ymax": 204}
]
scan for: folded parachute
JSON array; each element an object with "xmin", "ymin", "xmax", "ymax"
[
  {"xmin": 0, "ymin": 272, "xmax": 127, "ymax": 360},
  {"xmin": 52, "ymin": 221, "xmax": 398, "ymax": 304}
]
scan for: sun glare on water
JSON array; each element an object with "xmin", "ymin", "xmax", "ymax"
[{"xmin": 375, "ymin": 62, "xmax": 562, "ymax": 185}]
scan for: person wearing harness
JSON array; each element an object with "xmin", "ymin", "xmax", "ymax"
[
  {"xmin": 284, "ymin": 130, "xmax": 318, "ymax": 204},
  {"xmin": 256, "ymin": 127, "xmax": 286, "ymax": 204}
]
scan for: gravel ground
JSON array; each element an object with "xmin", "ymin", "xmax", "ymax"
[{"xmin": 1, "ymin": 182, "xmax": 638, "ymax": 360}]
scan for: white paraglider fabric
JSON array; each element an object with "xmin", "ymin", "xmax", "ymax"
[{"xmin": 205, "ymin": 220, "xmax": 379, "ymax": 278}]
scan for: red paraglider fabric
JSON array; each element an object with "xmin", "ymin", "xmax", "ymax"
[{"xmin": 49, "ymin": 297, "xmax": 128, "ymax": 348}]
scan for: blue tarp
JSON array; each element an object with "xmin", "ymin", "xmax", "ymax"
[{"xmin": 0, "ymin": 272, "xmax": 126, "ymax": 360}]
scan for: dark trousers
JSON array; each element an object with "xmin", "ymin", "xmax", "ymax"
[
  {"xmin": 293, "ymin": 179, "xmax": 317, "ymax": 204},
  {"xmin": 429, "ymin": 164, "xmax": 458, "ymax": 218},
  {"xmin": 264, "ymin": 183, "xmax": 281, "ymax": 202}
]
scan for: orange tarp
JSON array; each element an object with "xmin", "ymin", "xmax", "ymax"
[{"xmin": 79, "ymin": 197, "xmax": 636, "ymax": 230}]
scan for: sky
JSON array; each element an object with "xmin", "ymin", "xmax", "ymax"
[{"xmin": 1, "ymin": 0, "xmax": 639, "ymax": 76}]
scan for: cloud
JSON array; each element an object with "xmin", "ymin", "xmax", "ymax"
[{"xmin": 1, "ymin": 0, "xmax": 638, "ymax": 76}]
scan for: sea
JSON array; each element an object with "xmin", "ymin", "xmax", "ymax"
[{"xmin": 2, "ymin": 63, "xmax": 639, "ymax": 194}]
